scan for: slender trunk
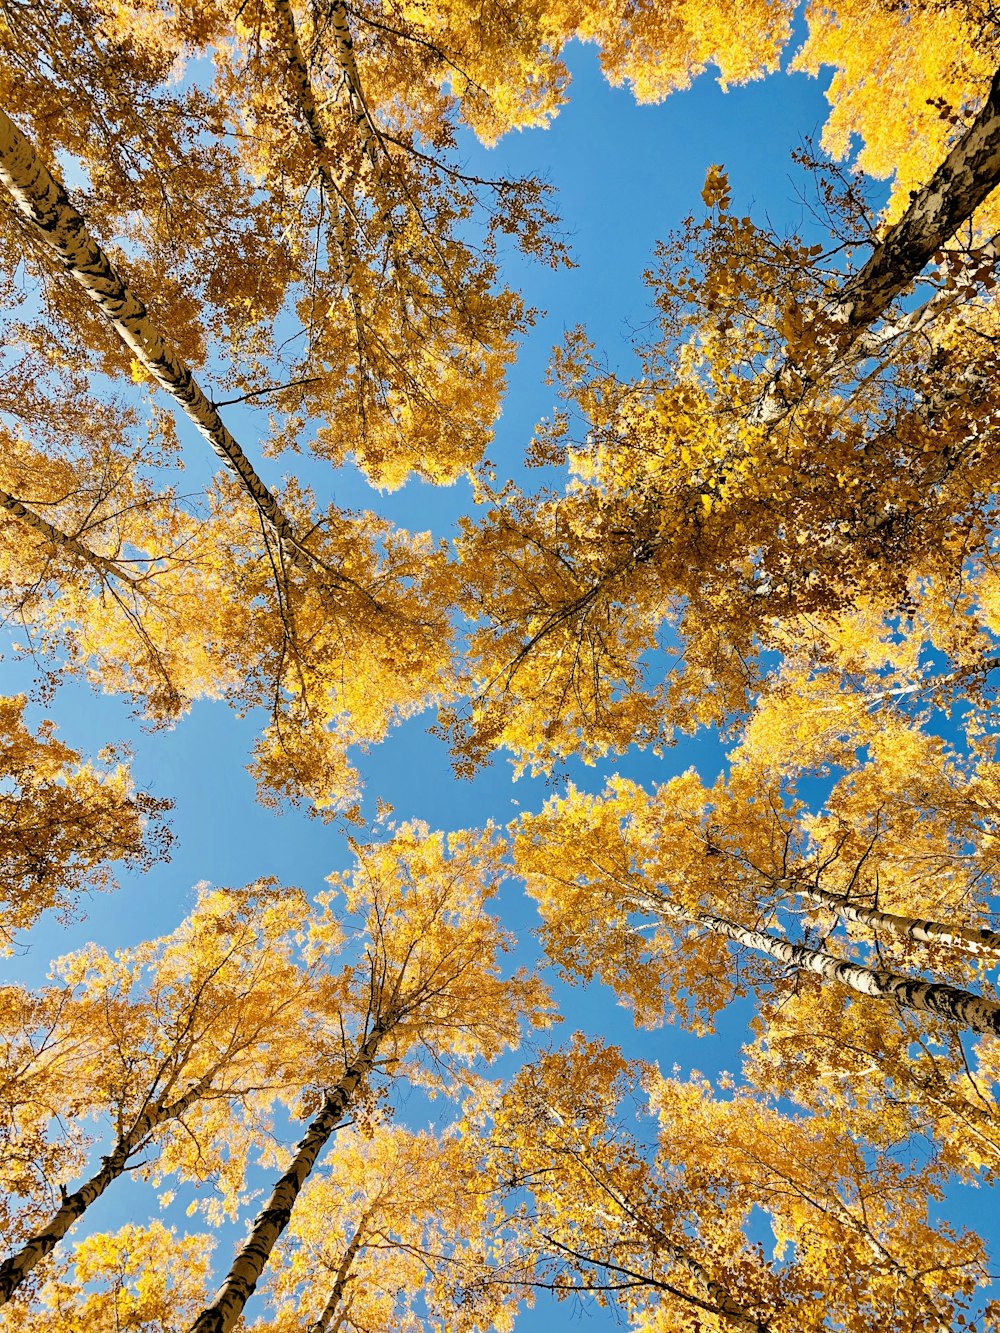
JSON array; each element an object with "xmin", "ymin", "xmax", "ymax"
[
  {"xmin": 0, "ymin": 1079, "xmax": 208, "ymax": 1304},
  {"xmin": 791, "ymin": 882, "xmax": 1000, "ymax": 958},
  {"xmin": 325, "ymin": 0, "xmax": 401, "ymax": 259},
  {"xmin": 815, "ymin": 655, "xmax": 1000, "ymax": 714},
  {"xmin": 189, "ymin": 1022, "xmax": 388, "ymax": 1333},
  {"xmin": 751, "ymin": 66, "xmax": 1000, "ymax": 425},
  {"xmin": 327, "ymin": 0, "xmax": 381, "ymax": 173},
  {"xmin": 0, "ymin": 108, "xmax": 317, "ymax": 575},
  {"xmin": 0, "ymin": 485, "xmax": 136, "ymax": 583},
  {"xmin": 308, "ymin": 1213, "xmax": 368, "ymax": 1333},
  {"xmin": 634, "ymin": 887, "xmax": 1000, "ymax": 1035},
  {"xmin": 271, "ymin": 0, "xmax": 362, "ymax": 311},
  {"xmin": 617, "ymin": 1207, "xmax": 768, "ymax": 1331}
]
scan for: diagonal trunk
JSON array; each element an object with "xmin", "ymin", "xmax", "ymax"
[
  {"xmin": 0, "ymin": 108, "xmax": 318, "ymax": 575},
  {"xmin": 0, "ymin": 1077, "xmax": 210, "ymax": 1304},
  {"xmin": 189, "ymin": 1021, "xmax": 389, "ymax": 1333},
  {"xmin": 308, "ymin": 1211, "xmax": 368, "ymax": 1333},
  {"xmin": 634, "ymin": 886, "xmax": 1000, "ymax": 1036},
  {"xmin": 751, "ymin": 67, "xmax": 1000, "ymax": 425},
  {"xmin": 789, "ymin": 881, "xmax": 1000, "ymax": 958},
  {"xmin": 271, "ymin": 0, "xmax": 363, "ymax": 319},
  {"xmin": 0, "ymin": 484, "xmax": 137, "ymax": 584}
]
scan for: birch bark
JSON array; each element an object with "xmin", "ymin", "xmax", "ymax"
[
  {"xmin": 751, "ymin": 67, "xmax": 1000, "ymax": 426},
  {"xmin": 790, "ymin": 881, "xmax": 1000, "ymax": 958},
  {"xmin": 0, "ymin": 485, "xmax": 137, "ymax": 583},
  {"xmin": 0, "ymin": 108, "xmax": 319, "ymax": 575},
  {"xmin": 634, "ymin": 887, "xmax": 1000, "ymax": 1036},
  {"xmin": 0, "ymin": 1077, "xmax": 210, "ymax": 1304},
  {"xmin": 308, "ymin": 1214, "xmax": 367, "ymax": 1333},
  {"xmin": 188, "ymin": 1022, "xmax": 388, "ymax": 1333}
]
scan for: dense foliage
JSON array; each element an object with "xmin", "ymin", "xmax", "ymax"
[{"xmin": 2, "ymin": 1, "xmax": 1000, "ymax": 1329}]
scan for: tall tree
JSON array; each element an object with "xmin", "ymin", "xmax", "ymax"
[
  {"xmin": 189, "ymin": 823, "xmax": 550, "ymax": 1332},
  {"xmin": 250, "ymin": 1124, "xmax": 512, "ymax": 1333},
  {"xmin": 513, "ymin": 757, "xmax": 1000, "ymax": 1038},
  {"xmin": 448, "ymin": 68, "xmax": 1000, "ymax": 774},
  {"xmin": 0, "ymin": 883, "xmax": 317, "ymax": 1305}
]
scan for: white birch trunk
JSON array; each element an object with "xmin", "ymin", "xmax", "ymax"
[
  {"xmin": 0, "ymin": 484, "xmax": 136, "ymax": 583},
  {"xmin": 271, "ymin": 0, "xmax": 362, "ymax": 312},
  {"xmin": 0, "ymin": 108, "xmax": 317, "ymax": 575},
  {"xmin": 188, "ymin": 1023, "xmax": 388, "ymax": 1333},
  {"xmin": 751, "ymin": 67, "xmax": 1000, "ymax": 426},
  {"xmin": 634, "ymin": 887, "xmax": 1000, "ymax": 1035},
  {"xmin": 0, "ymin": 1078, "xmax": 209, "ymax": 1304},
  {"xmin": 791, "ymin": 882, "xmax": 1000, "ymax": 958},
  {"xmin": 308, "ymin": 1214, "xmax": 367, "ymax": 1333},
  {"xmin": 327, "ymin": 0, "xmax": 382, "ymax": 173}
]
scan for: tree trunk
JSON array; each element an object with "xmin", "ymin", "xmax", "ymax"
[
  {"xmin": 0, "ymin": 107, "xmax": 317, "ymax": 575},
  {"xmin": 0, "ymin": 1079, "xmax": 209, "ymax": 1304},
  {"xmin": 327, "ymin": 0, "xmax": 381, "ymax": 172},
  {"xmin": 0, "ymin": 485, "xmax": 136, "ymax": 583},
  {"xmin": 271, "ymin": 0, "xmax": 362, "ymax": 311},
  {"xmin": 634, "ymin": 887, "xmax": 1000, "ymax": 1036},
  {"xmin": 189, "ymin": 1023, "xmax": 388, "ymax": 1333},
  {"xmin": 308, "ymin": 1213, "xmax": 367, "ymax": 1333},
  {"xmin": 751, "ymin": 66, "xmax": 1000, "ymax": 425},
  {"xmin": 791, "ymin": 882, "xmax": 1000, "ymax": 958}
]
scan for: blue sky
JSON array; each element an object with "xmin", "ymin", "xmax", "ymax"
[{"xmin": 6, "ymin": 31, "xmax": 996, "ymax": 1330}]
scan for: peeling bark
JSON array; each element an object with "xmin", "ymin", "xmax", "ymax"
[
  {"xmin": 189, "ymin": 1023, "xmax": 388, "ymax": 1333},
  {"xmin": 0, "ymin": 107, "xmax": 319, "ymax": 575}
]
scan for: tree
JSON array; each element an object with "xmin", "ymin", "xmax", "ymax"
[
  {"xmin": 188, "ymin": 823, "xmax": 550, "ymax": 1332},
  {"xmin": 0, "ymin": 882, "xmax": 317, "ymax": 1305},
  {"xmin": 475, "ymin": 1038, "xmax": 988, "ymax": 1332},
  {"xmin": 0, "ymin": 1222, "xmax": 215, "ymax": 1333},
  {"xmin": 250, "ymin": 1124, "xmax": 512, "ymax": 1333},
  {"xmin": 447, "ymin": 65, "xmax": 1000, "ymax": 773},
  {"xmin": 513, "ymin": 751, "xmax": 1000, "ymax": 1039},
  {"xmin": 5, "ymin": 2, "xmax": 1000, "ymax": 1330},
  {"xmin": 0, "ymin": 694, "xmax": 169, "ymax": 948}
]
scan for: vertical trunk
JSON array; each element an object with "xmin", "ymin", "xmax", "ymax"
[
  {"xmin": 0, "ymin": 1079, "xmax": 209, "ymax": 1304},
  {"xmin": 327, "ymin": 0, "xmax": 382, "ymax": 173},
  {"xmin": 751, "ymin": 66, "xmax": 1000, "ymax": 425},
  {"xmin": 189, "ymin": 1022, "xmax": 388, "ymax": 1333},
  {"xmin": 0, "ymin": 108, "xmax": 317, "ymax": 575},
  {"xmin": 308, "ymin": 1214, "xmax": 367, "ymax": 1333},
  {"xmin": 791, "ymin": 882, "xmax": 1000, "ymax": 958},
  {"xmin": 271, "ymin": 0, "xmax": 362, "ymax": 309},
  {"xmin": 634, "ymin": 886, "xmax": 1000, "ymax": 1035},
  {"xmin": 0, "ymin": 485, "xmax": 136, "ymax": 583}
]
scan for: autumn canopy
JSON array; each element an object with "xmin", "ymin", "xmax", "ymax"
[{"xmin": 2, "ymin": 0, "xmax": 1000, "ymax": 1329}]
